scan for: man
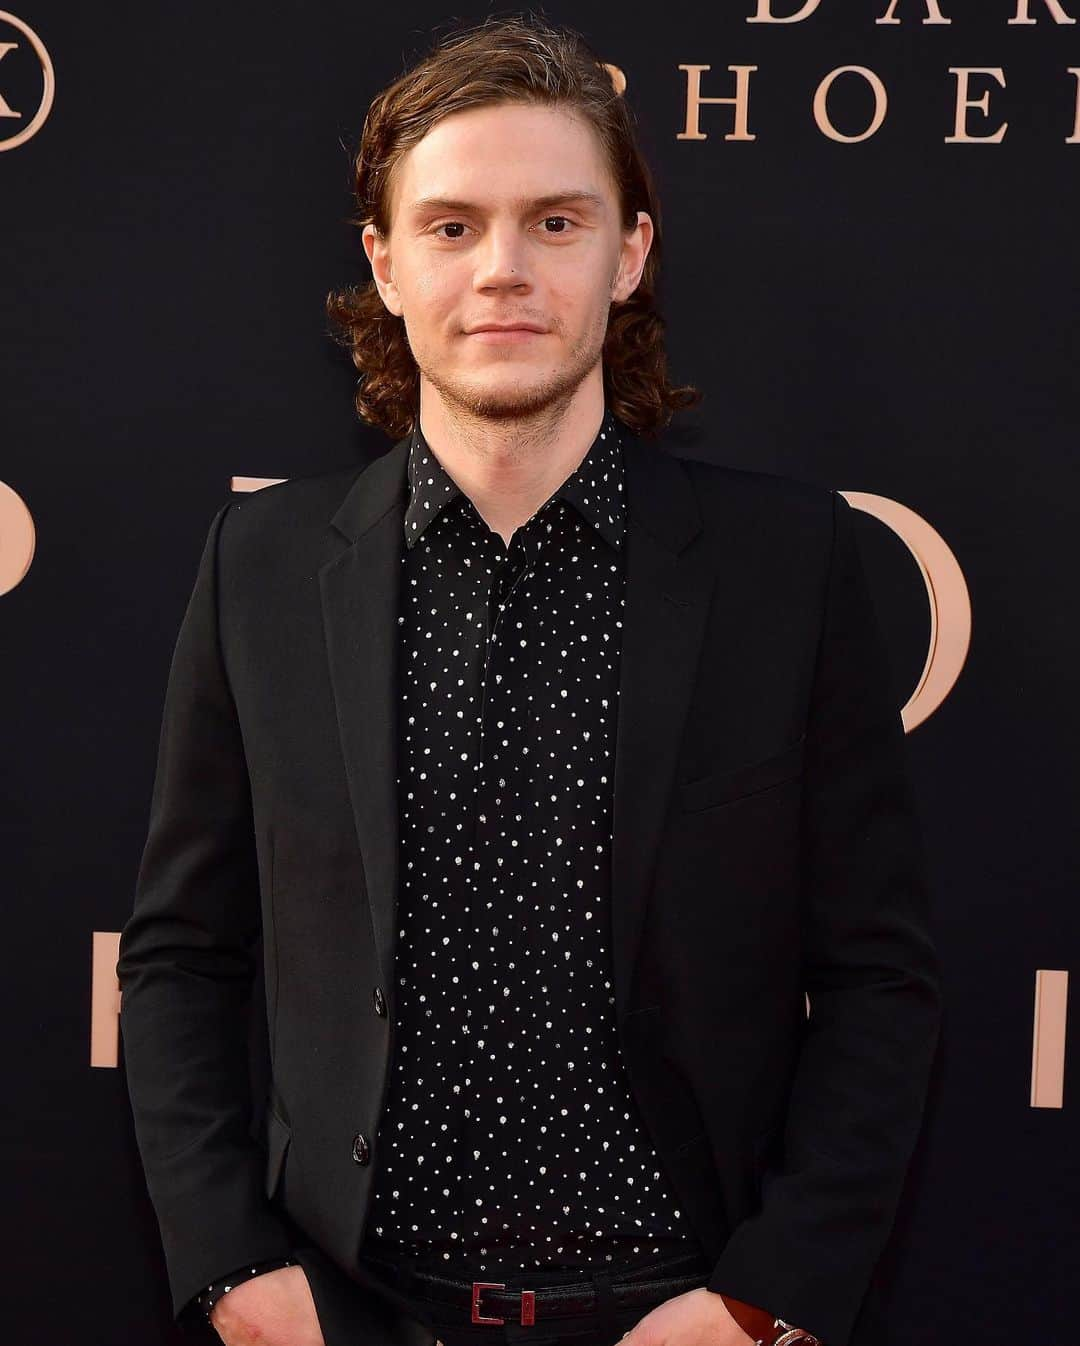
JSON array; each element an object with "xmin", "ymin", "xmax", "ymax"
[{"xmin": 117, "ymin": 15, "xmax": 942, "ymax": 1346}]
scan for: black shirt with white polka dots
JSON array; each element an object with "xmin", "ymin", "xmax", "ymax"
[
  {"xmin": 192, "ymin": 406, "xmax": 702, "ymax": 1323},
  {"xmin": 360, "ymin": 405, "xmax": 701, "ymax": 1280}
]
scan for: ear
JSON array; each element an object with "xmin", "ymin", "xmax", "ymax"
[
  {"xmin": 362, "ymin": 223, "xmax": 404, "ymax": 317},
  {"xmin": 612, "ymin": 210, "xmax": 654, "ymax": 303}
]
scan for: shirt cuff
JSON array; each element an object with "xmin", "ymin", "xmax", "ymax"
[{"xmin": 196, "ymin": 1256, "xmax": 296, "ymax": 1319}]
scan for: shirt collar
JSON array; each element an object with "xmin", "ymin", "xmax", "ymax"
[{"xmin": 403, "ymin": 406, "xmax": 626, "ymax": 553}]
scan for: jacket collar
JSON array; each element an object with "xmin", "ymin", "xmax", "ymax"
[{"xmin": 330, "ymin": 416, "xmax": 700, "ymax": 555}]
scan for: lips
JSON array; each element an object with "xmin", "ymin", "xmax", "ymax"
[{"xmin": 465, "ymin": 324, "xmax": 547, "ymax": 334}]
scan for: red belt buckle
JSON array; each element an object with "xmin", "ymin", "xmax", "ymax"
[{"xmin": 471, "ymin": 1281, "xmax": 536, "ymax": 1326}]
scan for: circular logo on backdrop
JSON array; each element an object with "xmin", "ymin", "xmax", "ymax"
[
  {"xmin": 0, "ymin": 10, "xmax": 54, "ymax": 152},
  {"xmin": 839, "ymin": 491, "xmax": 971, "ymax": 733},
  {"xmin": 0, "ymin": 480, "xmax": 35, "ymax": 595}
]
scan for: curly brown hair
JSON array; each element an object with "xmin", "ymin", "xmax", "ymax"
[{"xmin": 324, "ymin": 11, "xmax": 701, "ymax": 441}]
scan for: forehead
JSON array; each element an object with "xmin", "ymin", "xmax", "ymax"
[{"xmin": 391, "ymin": 101, "xmax": 616, "ymax": 217}]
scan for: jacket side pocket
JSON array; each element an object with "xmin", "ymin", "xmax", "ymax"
[{"xmin": 264, "ymin": 1107, "xmax": 292, "ymax": 1201}]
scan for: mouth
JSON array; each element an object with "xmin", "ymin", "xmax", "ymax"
[{"xmin": 465, "ymin": 327, "xmax": 547, "ymax": 343}]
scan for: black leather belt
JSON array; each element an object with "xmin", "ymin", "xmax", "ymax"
[{"xmin": 360, "ymin": 1248, "xmax": 713, "ymax": 1326}]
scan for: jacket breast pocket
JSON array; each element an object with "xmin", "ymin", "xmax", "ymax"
[
  {"xmin": 679, "ymin": 734, "xmax": 806, "ymax": 814},
  {"xmin": 264, "ymin": 1107, "xmax": 292, "ymax": 1202}
]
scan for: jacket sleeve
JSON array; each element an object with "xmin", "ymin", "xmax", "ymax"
[
  {"xmin": 116, "ymin": 500, "xmax": 294, "ymax": 1328},
  {"xmin": 705, "ymin": 489, "xmax": 944, "ymax": 1346}
]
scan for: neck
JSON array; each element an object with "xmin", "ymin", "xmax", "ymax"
[{"xmin": 416, "ymin": 376, "xmax": 606, "ymax": 547}]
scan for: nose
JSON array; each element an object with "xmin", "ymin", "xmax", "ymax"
[{"xmin": 473, "ymin": 222, "xmax": 529, "ymax": 291}]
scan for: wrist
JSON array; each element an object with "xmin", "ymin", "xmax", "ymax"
[{"xmin": 717, "ymin": 1292, "xmax": 822, "ymax": 1346}]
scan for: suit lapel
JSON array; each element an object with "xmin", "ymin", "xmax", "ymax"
[
  {"xmin": 611, "ymin": 436, "xmax": 714, "ymax": 1020},
  {"xmin": 317, "ymin": 427, "xmax": 715, "ymax": 1023},
  {"xmin": 319, "ymin": 436, "xmax": 411, "ymax": 995}
]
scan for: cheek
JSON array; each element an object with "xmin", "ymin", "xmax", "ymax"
[
  {"xmin": 543, "ymin": 277, "xmax": 590, "ymax": 324},
  {"xmin": 550, "ymin": 260, "xmax": 616, "ymax": 316},
  {"xmin": 557, "ymin": 286, "xmax": 611, "ymax": 341},
  {"xmin": 413, "ymin": 269, "xmax": 440, "ymax": 301},
  {"xmin": 398, "ymin": 271, "xmax": 458, "ymax": 346},
  {"xmin": 397, "ymin": 254, "xmax": 456, "ymax": 309}
]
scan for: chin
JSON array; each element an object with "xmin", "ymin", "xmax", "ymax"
[
  {"xmin": 465, "ymin": 389, "xmax": 558, "ymax": 420},
  {"xmin": 448, "ymin": 371, "xmax": 565, "ymax": 419}
]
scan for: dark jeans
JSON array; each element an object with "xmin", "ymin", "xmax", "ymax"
[{"xmin": 292, "ymin": 1242, "xmax": 711, "ymax": 1346}]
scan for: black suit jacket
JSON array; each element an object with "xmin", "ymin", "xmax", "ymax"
[{"xmin": 116, "ymin": 428, "xmax": 943, "ymax": 1346}]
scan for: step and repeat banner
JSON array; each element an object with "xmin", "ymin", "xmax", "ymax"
[{"xmin": 2, "ymin": 2, "xmax": 1075, "ymax": 1342}]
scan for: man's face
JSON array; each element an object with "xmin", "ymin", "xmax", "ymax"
[{"xmin": 362, "ymin": 100, "xmax": 652, "ymax": 422}]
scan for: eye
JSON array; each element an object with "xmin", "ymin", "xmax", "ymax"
[{"xmin": 430, "ymin": 216, "xmax": 578, "ymax": 241}]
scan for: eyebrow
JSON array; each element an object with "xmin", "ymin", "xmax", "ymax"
[{"xmin": 407, "ymin": 190, "xmax": 607, "ymax": 218}]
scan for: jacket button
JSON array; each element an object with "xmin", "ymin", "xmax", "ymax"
[
  {"xmin": 373, "ymin": 987, "xmax": 386, "ymax": 1016},
  {"xmin": 352, "ymin": 1132, "xmax": 370, "ymax": 1165}
]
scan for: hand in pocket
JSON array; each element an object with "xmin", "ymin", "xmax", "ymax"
[{"xmin": 209, "ymin": 1264, "xmax": 325, "ymax": 1346}]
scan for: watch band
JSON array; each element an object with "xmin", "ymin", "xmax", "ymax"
[{"xmin": 718, "ymin": 1292, "xmax": 823, "ymax": 1346}]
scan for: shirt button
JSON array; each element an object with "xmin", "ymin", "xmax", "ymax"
[
  {"xmin": 373, "ymin": 987, "xmax": 386, "ymax": 1016},
  {"xmin": 352, "ymin": 1133, "xmax": 370, "ymax": 1165}
]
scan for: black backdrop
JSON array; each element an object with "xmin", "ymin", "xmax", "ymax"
[{"xmin": 2, "ymin": 2, "xmax": 1076, "ymax": 1342}]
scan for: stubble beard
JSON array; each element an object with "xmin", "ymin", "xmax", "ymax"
[{"xmin": 414, "ymin": 306, "xmax": 610, "ymax": 426}]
